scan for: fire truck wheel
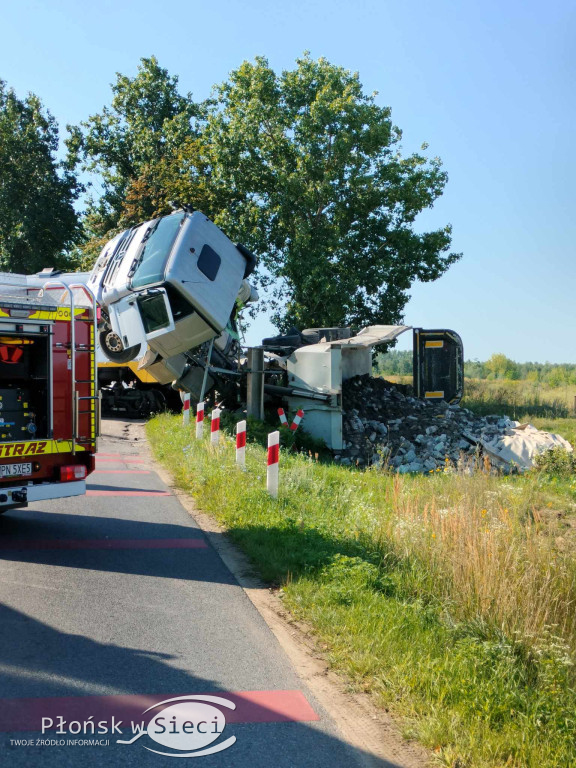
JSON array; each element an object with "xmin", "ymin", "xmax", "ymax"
[{"xmin": 99, "ymin": 330, "xmax": 139, "ymax": 364}]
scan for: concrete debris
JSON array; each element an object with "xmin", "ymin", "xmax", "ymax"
[{"xmin": 339, "ymin": 375, "xmax": 573, "ymax": 473}]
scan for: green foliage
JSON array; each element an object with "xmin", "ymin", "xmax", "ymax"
[
  {"xmin": 463, "ymin": 380, "xmax": 571, "ymax": 419},
  {"xmin": 0, "ymin": 80, "xmax": 81, "ymax": 272},
  {"xmin": 66, "ymin": 56, "xmax": 210, "ymax": 261},
  {"xmin": 320, "ymin": 554, "xmax": 396, "ymax": 604},
  {"xmin": 377, "ymin": 351, "xmax": 576, "ymax": 392},
  {"xmin": 218, "ymin": 409, "xmax": 329, "ymax": 457},
  {"xmin": 534, "ymin": 447, "xmax": 576, "ymax": 476},
  {"xmin": 465, "ymin": 358, "xmax": 486, "ymax": 379},
  {"xmin": 468, "ymin": 357, "xmax": 576, "ymax": 386},
  {"xmin": 206, "ymin": 54, "xmax": 459, "ymax": 330},
  {"xmin": 547, "ymin": 366, "xmax": 574, "ymax": 387},
  {"xmin": 530, "ymin": 418, "xmax": 576, "ymax": 447},
  {"xmin": 71, "ymin": 54, "xmax": 460, "ymax": 328},
  {"xmin": 375, "ymin": 349, "xmax": 413, "ymax": 376},
  {"xmin": 485, "ymin": 353, "xmax": 520, "ymax": 380}
]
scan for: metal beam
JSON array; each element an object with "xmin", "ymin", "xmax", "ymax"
[{"xmin": 246, "ymin": 347, "xmax": 264, "ymax": 420}]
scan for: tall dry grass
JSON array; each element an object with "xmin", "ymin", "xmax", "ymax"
[
  {"xmin": 378, "ymin": 471, "xmax": 576, "ymax": 651},
  {"xmin": 463, "ymin": 378, "xmax": 576, "ymax": 418}
]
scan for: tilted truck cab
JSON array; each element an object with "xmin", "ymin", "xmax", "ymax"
[{"xmin": 88, "ymin": 210, "xmax": 257, "ymax": 390}]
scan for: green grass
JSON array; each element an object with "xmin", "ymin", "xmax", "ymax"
[
  {"xmin": 148, "ymin": 413, "xmax": 576, "ymax": 768},
  {"xmin": 461, "ymin": 378, "xmax": 576, "ymax": 444}
]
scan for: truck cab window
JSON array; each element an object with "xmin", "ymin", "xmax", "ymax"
[
  {"xmin": 137, "ymin": 292, "xmax": 171, "ymax": 334},
  {"xmin": 131, "ymin": 213, "xmax": 185, "ymax": 289}
]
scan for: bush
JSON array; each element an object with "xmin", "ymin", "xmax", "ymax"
[{"xmin": 534, "ymin": 447, "xmax": 576, "ymax": 476}]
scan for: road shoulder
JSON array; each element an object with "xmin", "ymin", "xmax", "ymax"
[{"xmin": 127, "ymin": 419, "xmax": 431, "ymax": 768}]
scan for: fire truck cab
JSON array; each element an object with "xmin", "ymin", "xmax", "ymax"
[{"xmin": 0, "ymin": 277, "xmax": 98, "ymax": 512}]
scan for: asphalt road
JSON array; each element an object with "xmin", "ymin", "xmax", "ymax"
[{"xmin": 0, "ymin": 420, "xmax": 406, "ymax": 768}]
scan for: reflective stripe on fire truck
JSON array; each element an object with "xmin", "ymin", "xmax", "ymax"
[
  {"xmin": 0, "ymin": 307, "xmax": 86, "ymax": 321},
  {"xmin": 29, "ymin": 308, "xmax": 86, "ymax": 321},
  {"xmin": 0, "ymin": 440, "xmax": 88, "ymax": 458}
]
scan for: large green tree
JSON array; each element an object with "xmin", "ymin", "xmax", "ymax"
[
  {"xmin": 0, "ymin": 81, "xmax": 80, "ymax": 272},
  {"xmin": 206, "ymin": 55, "xmax": 460, "ymax": 330},
  {"xmin": 73, "ymin": 55, "xmax": 460, "ymax": 331},
  {"xmin": 67, "ymin": 56, "xmax": 210, "ymax": 256}
]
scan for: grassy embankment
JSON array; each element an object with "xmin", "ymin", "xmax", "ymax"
[{"xmin": 148, "ymin": 411, "xmax": 576, "ymax": 768}]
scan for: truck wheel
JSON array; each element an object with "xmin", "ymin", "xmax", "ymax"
[{"xmin": 99, "ymin": 330, "xmax": 139, "ymax": 364}]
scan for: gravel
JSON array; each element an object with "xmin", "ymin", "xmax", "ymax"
[{"xmin": 335, "ymin": 374, "xmax": 568, "ymax": 473}]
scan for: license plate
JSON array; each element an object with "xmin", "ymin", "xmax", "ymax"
[{"xmin": 0, "ymin": 462, "xmax": 32, "ymax": 478}]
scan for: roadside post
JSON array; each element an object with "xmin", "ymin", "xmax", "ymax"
[
  {"xmin": 236, "ymin": 420, "xmax": 246, "ymax": 468},
  {"xmin": 196, "ymin": 401, "xmax": 204, "ymax": 439},
  {"xmin": 182, "ymin": 393, "xmax": 191, "ymax": 425},
  {"xmin": 267, "ymin": 431, "xmax": 280, "ymax": 498},
  {"xmin": 211, "ymin": 408, "xmax": 221, "ymax": 446},
  {"xmin": 290, "ymin": 409, "xmax": 304, "ymax": 431}
]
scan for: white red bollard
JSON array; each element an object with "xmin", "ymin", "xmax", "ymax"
[
  {"xmin": 196, "ymin": 401, "xmax": 205, "ymax": 439},
  {"xmin": 277, "ymin": 408, "xmax": 288, "ymax": 427},
  {"xmin": 236, "ymin": 420, "xmax": 246, "ymax": 468},
  {"xmin": 290, "ymin": 409, "xmax": 304, "ymax": 431},
  {"xmin": 182, "ymin": 393, "xmax": 191, "ymax": 425},
  {"xmin": 267, "ymin": 431, "xmax": 280, "ymax": 498},
  {"xmin": 210, "ymin": 408, "xmax": 221, "ymax": 445}
]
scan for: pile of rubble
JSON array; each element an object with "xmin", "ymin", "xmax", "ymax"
[{"xmin": 337, "ymin": 375, "xmax": 572, "ymax": 472}]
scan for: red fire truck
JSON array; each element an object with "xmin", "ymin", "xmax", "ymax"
[{"xmin": 0, "ymin": 278, "xmax": 99, "ymax": 513}]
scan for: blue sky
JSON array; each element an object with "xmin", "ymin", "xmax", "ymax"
[{"xmin": 1, "ymin": 0, "xmax": 574, "ymax": 362}]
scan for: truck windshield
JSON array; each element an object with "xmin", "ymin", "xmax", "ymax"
[{"xmin": 130, "ymin": 213, "xmax": 185, "ymax": 289}]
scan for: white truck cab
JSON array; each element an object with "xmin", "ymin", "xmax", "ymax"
[{"xmin": 88, "ymin": 210, "xmax": 257, "ymax": 383}]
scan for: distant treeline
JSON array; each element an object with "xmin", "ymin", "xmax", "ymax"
[{"xmin": 376, "ymin": 351, "xmax": 576, "ymax": 385}]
